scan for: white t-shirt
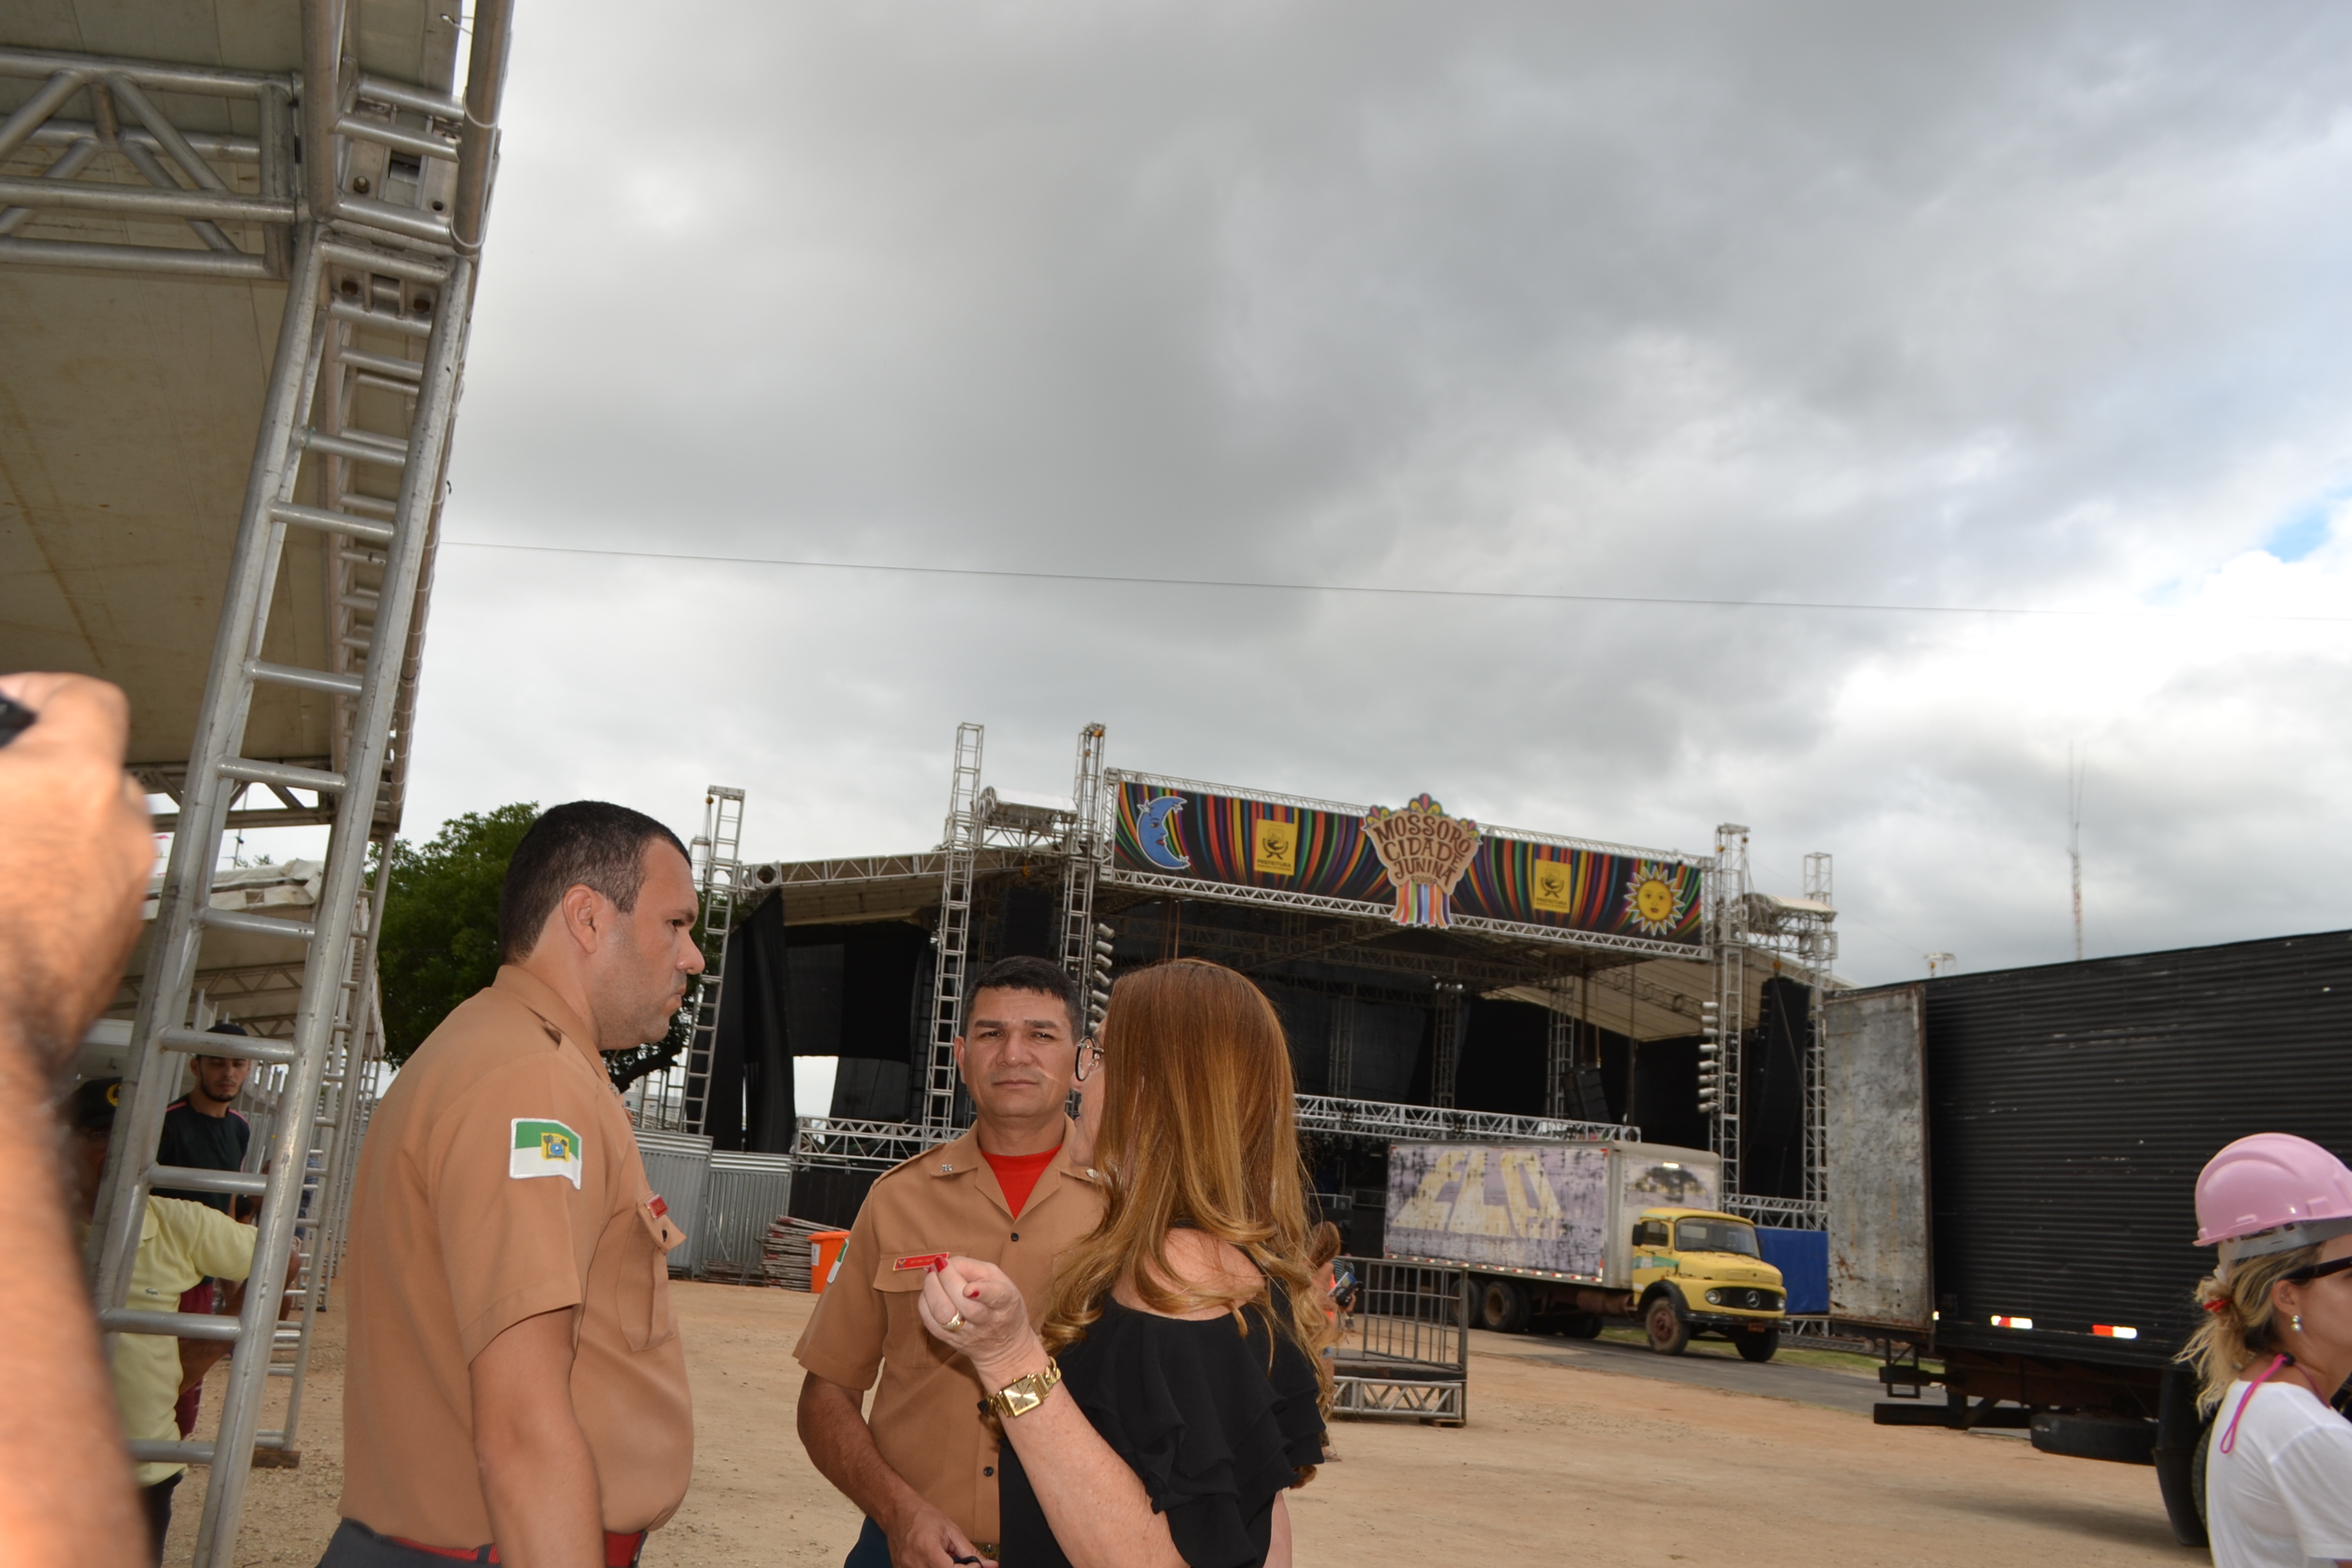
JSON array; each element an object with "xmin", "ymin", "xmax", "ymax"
[{"xmin": 2207, "ymin": 1375, "xmax": 2352, "ymax": 1568}]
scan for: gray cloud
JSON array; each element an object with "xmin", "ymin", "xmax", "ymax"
[{"xmin": 406, "ymin": 0, "xmax": 2352, "ymax": 983}]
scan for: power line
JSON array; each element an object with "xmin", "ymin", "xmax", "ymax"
[{"xmin": 442, "ymin": 538, "xmax": 2352, "ymax": 623}]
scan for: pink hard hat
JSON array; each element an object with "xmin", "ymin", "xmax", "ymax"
[{"xmin": 2195, "ymin": 1133, "xmax": 2352, "ymax": 1267}]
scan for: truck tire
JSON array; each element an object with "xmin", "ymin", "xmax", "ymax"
[
  {"xmin": 1562, "ymin": 1313, "xmax": 1604, "ymax": 1339},
  {"xmin": 1644, "ymin": 1292, "xmax": 1690, "ymax": 1356},
  {"xmin": 1477, "ymin": 1278, "xmax": 1531, "ymax": 1334},
  {"xmin": 1734, "ymin": 1325, "xmax": 1780, "ymax": 1363}
]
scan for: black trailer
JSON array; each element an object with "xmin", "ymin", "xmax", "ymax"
[{"xmin": 1823, "ymin": 928, "xmax": 2352, "ymax": 1547}]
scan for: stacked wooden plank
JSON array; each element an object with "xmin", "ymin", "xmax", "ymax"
[{"xmin": 765, "ymin": 1216, "xmax": 834, "ymax": 1290}]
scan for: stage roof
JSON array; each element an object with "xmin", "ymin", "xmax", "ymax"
[{"xmin": 0, "ymin": 1, "xmax": 459, "ymax": 790}]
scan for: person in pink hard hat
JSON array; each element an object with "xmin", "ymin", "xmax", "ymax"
[{"xmin": 2181, "ymin": 1132, "xmax": 2352, "ymax": 1568}]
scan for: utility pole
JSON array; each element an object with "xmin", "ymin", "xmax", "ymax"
[{"xmin": 2068, "ymin": 742, "xmax": 2086, "ymax": 963}]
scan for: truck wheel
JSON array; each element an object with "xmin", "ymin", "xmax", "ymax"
[
  {"xmin": 1477, "ymin": 1278, "xmax": 1531, "ymax": 1334},
  {"xmin": 1734, "ymin": 1326, "xmax": 1780, "ymax": 1363},
  {"xmin": 1644, "ymin": 1294, "xmax": 1690, "ymax": 1356},
  {"xmin": 1563, "ymin": 1313, "xmax": 1604, "ymax": 1339}
]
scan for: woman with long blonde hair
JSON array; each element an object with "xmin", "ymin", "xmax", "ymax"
[
  {"xmin": 914, "ymin": 959, "xmax": 1333, "ymax": 1568},
  {"xmin": 2181, "ymin": 1133, "xmax": 2352, "ymax": 1567}
]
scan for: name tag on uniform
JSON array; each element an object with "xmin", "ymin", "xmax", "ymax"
[
  {"xmin": 895, "ymin": 1253, "xmax": 949, "ymax": 1273},
  {"xmin": 510, "ymin": 1119, "xmax": 584, "ymax": 1189}
]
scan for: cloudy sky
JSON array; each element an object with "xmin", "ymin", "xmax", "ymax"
[{"xmin": 387, "ymin": 0, "xmax": 2352, "ymax": 985}]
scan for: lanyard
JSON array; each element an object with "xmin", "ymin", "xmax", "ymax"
[{"xmin": 2219, "ymin": 1354, "xmax": 2297, "ymax": 1455}]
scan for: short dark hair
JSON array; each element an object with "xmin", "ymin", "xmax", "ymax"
[
  {"xmin": 497, "ymin": 802, "xmax": 691, "ymax": 963},
  {"xmin": 964, "ymin": 955, "xmax": 1082, "ymax": 1038}
]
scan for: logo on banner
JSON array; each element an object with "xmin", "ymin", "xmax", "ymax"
[
  {"xmin": 1135, "ymin": 795, "xmax": 1192, "ymax": 871},
  {"xmin": 1622, "ymin": 861, "xmax": 1691, "ymax": 936},
  {"xmin": 1529, "ymin": 857, "xmax": 1576, "ymax": 915},
  {"xmin": 1252, "ymin": 817, "xmax": 1298, "ymax": 876},
  {"xmin": 1362, "ymin": 794, "xmax": 1483, "ymax": 927}
]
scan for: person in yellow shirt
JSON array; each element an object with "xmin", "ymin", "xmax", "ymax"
[{"xmin": 67, "ymin": 1078, "xmax": 259, "ymax": 1565}]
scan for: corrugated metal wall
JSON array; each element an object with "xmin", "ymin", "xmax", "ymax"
[
  {"xmin": 1920, "ymin": 928, "xmax": 2352, "ymax": 1367},
  {"xmin": 637, "ymin": 1128, "xmax": 714, "ymax": 1276},
  {"xmin": 700, "ymin": 1152, "xmax": 796, "ymax": 1281}
]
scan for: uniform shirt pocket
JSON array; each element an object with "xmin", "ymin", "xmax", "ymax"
[
  {"xmin": 609, "ymin": 1200, "xmax": 683, "ymax": 1352},
  {"xmin": 872, "ymin": 1258, "xmax": 952, "ymax": 1369}
]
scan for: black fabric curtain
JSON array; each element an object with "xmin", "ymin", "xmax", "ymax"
[{"xmin": 708, "ymin": 896, "xmax": 796, "ymax": 1153}]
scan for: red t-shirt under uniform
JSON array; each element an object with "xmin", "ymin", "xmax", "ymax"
[{"xmin": 980, "ymin": 1143, "xmax": 1061, "ymax": 1218}]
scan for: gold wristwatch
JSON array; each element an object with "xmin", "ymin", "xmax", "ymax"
[{"xmin": 985, "ymin": 1357, "xmax": 1062, "ymax": 1420}]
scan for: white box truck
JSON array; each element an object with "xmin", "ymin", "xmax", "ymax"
[{"xmin": 1382, "ymin": 1139, "xmax": 1788, "ymax": 1360}]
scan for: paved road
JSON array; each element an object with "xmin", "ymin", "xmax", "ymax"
[{"xmin": 1471, "ymin": 1326, "xmax": 1904, "ymax": 1417}]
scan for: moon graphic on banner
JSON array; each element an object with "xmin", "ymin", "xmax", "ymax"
[{"xmin": 1137, "ymin": 796, "xmax": 1191, "ymax": 870}]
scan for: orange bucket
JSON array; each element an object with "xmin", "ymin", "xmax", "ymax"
[{"xmin": 810, "ymin": 1230, "xmax": 852, "ymax": 1294}]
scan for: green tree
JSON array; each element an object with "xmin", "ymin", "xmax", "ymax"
[{"xmin": 375, "ymin": 803, "xmax": 700, "ymax": 1092}]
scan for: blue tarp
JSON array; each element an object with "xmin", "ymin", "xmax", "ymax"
[{"xmin": 1754, "ymin": 1228, "xmax": 1829, "ymax": 1315}]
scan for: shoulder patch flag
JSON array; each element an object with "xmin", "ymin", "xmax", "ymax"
[{"xmin": 510, "ymin": 1119, "xmax": 583, "ymax": 1188}]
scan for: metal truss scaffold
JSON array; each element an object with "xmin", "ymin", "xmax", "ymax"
[
  {"xmin": 1058, "ymin": 723, "xmax": 1108, "ymax": 1025},
  {"xmin": 1294, "ymin": 1093, "xmax": 1634, "ymax": 1147},
  {"xmin": 1428, "ymin": 982, "xmax": 1465, "ymax": 1109},
  {"xmin": 68, "ymin": 4, "xmax": 513, "ymax": 1563},
  {"xmin": 922, "ymin": 724, "xmax": 985, "ymax": 1131},
  {"xmin": 679, "ymin": 787, "xmax": 746, "ymax": 1134},
  {"xmin": 1708, "ymin": 824, "xmax": 1750, "ymax": 1196}
]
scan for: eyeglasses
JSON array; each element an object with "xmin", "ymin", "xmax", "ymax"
[
  {"xmin": 2283, "ymin": 1255, "xmax": 2352, "ymax": 1285},
  {"xmin": 1075, "ymin": 1040, "xmax": 1104, "ymax": 1083}
]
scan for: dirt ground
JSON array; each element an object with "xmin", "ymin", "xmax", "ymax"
[{"xmin": 169, "ymin": 1282, "xmax": 2200, "ymax": 1567}]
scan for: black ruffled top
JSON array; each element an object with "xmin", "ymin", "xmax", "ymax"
[{"xmin": 998, "ymin": 1289, "xmax": 1326, "ymax": 1568}]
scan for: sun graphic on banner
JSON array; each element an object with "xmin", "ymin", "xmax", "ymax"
[{"xmin": 1622, "ymin": 862, "xmax": 1689, "ymax": 936}]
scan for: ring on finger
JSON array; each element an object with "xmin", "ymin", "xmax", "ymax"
[{"xmin": 945, "ymin": 1311, "xmax": 966, "ymax": 1332}]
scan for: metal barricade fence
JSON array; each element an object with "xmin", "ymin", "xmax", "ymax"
[
  {"xmin": 636, "ymin": 1129, "xmax": 714, "ymax": 1276},
  {"xmin": 698, "ymin": 1152, "xmax": 796, "ymax": 1284},
  {"xmin": 1328, "ymin": 1257, "xmax": 1469, "ymax": 1425}
]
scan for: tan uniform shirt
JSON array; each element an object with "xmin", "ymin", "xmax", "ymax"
[
  {"xmin": 339, "ymin": 966, "xmax": 694, "ymax": 1546},
  {"xmin": 794, "ymin": 1120, "xmax": 1104, "ymax": 1547}
]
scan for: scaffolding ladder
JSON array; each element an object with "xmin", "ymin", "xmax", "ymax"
[
  {"xmin": 1057, "ymin": 723, "xmax": 1108, "ymax": 1025},
  {"xmin": 67, "ymin": 7, "xmax": 509, "ymax": 1560},
  {"xmin": 922, "ymin": 724, "xmax": 985, "ymax": 1130},
  {"xmin": 680, "ymin": 786, "xmax": 746, "ymax": 1135}
]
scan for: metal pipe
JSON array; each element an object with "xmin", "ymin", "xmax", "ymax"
[
  {"xmin": 106, "ymin": 76, "xmax": 231, "ymax": 192},
  {"xmin": 0, "ymin": 236, "xmax": 271, "ymax": 279},
  {"xmin": 303, "ymin": 428, "xmax": 408, "ymax": 468},
  {"xmin": 336, "ymin": 111, "xmax": 457, "ymax": 163},
  {"xmin": 451, "ymin": 0, "xmax": 514, "ymax": 255},
  {"xmin": 29, "ymin": 120, "xmax": 260, "ymax": 159},
  {"xmin": 154, "ymin": 1026, "xmax": 301, "ymax": 1065},
  {"xmin": 142, "ymin": 1166, "xmax": 269, "ymax": 1198},
  {"xmin": 247, "ymin": 659, "xmax": 365, "ymax": 698},
  {"xmin": 355, "ymin": 72, "xmax": 464, "ymax": 121},
  {"xmin": 218, "ymin": 756, "xmax": 346, "ymax": 793},
  {"xmin": 104, "ymin": 1311, "xmax": 243, "ymax": 1343},
  {"xmin": 0, "ymin": 135, "xmax": 99, "ymax": 236},
  {"xmin": 299, "ymin": 0, "xmax": 345, "ymax": 223},
  {"xmin": 0, "ymin": 177, "xmax": 291, "ymax": 224},
  {"xmin": 198, "ymin": 907, "xmax": 320, "ymax": 943},
  {"xmin": 0, "ymin": 48, "xmax": 282, "ymax": 99},
  {"xmin": 113, "ymin": 138, "xmax": 242, "ymax": 254},
  {"xmin": 270, "ymin": 499, "xmax": 395, "ymax": 545},
  {"xmin": 330, "ymin": 191, "xmax": 453, "ymax": 247},
  {"xmin": 327, "ymin": 295, "xmax": 432, "ymax": 337},
  {"xmin": 338, "ymin": 346, "xmax": 423, "ymax": 381},
  {"xmin": 319, "ymin": 235, "xmax": 451, "ymax": 283},
  {"xmin": 0, "ymin": 67, "xmax": 88, "ymax": 164}
]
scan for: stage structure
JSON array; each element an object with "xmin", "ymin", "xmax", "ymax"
[
  {"xmin": 695, "ymin": 724, "xmax": 1840, "ymax": 1228},
  {"xmin": 5, "ymin": 3, "xmax": 513, "ymax": 1562}
]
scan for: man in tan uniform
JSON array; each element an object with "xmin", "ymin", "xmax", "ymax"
[
  {"xmin": 796, "ymin": 955, "xmax": 1107, "ymax": 1568},
  {"xmin": 322, "ymin": 802, "xmax": 702, "ymax": 1568}
]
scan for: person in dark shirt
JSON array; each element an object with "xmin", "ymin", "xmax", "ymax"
[
  {"xmin": 153, "ymin": 1022, "xmax": 254, "ymax": 1213},
  {"xmin": 152, "ymin": 1021, "xmax": 255, "ymax": 1437}
]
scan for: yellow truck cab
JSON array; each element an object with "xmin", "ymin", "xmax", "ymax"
[{"xmin": 1631, "ymin": 1207, "xmax": 1787, "ymax": 1360}]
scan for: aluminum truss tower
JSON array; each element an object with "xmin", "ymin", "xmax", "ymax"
[
  {"xmin": 1705, "ymin": 823, "xmax": 1751, "ymax": 1197},
  {"xmin": 922, "ymin": 723, "xmax": 985, "ymax": 1131},
  {"xmin": 1800, "ymin": 851, "xmax": 1835, "ymax": 1211},
  {"xmin": 1428, "ymin": 982, "xmax": 1465, "ymax": 1109},
  {"xmin": 679, "ymin": 785, "xmax": 746, "ymax": 1134},
  {"xmin": 1057, "ymin": 723, "xmax": 1108, "ymax": 1019},
  {"xmin": 40, "ymin": 5, "xmax": 515, "ymax": 1563}
]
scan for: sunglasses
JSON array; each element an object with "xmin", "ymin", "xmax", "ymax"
[{"xmin": 2283, "ymin": 1255, "xmax": 2352, "ymax": 1285}]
